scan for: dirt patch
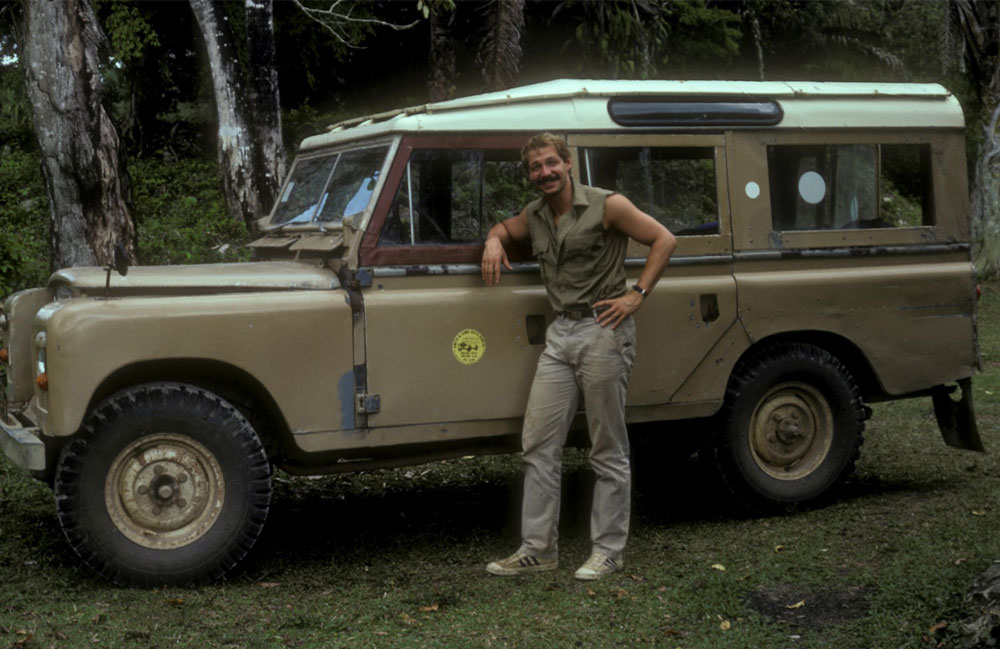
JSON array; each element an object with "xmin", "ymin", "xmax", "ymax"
[{"xmin": 745, "ymin": 584, "xmax": 874, "ymax": 630}]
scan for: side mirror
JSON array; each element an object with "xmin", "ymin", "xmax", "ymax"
[
  {"xmin": 104, "ymin": 242, "xmax": 131, "ymax": 297},
  {"xmin": 113, "ymin": 242, "xmax": 130, "ymax": 277}
]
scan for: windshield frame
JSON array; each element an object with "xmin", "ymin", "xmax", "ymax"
[{"xmin": 264, "ymin": 137, "xmax": 399, "ymax": 232}]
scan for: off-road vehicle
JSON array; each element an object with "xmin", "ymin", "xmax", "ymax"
[{"xmin": 1, "ymin": 80, "xmax": 982, "ymax": 584}]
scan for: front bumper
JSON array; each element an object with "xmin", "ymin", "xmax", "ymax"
[{"xmin": 0, "ymin": 413, "xmax": 45, "ymax": 471}]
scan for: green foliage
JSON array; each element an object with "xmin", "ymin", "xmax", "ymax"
[
  {"xmin": 131, "ymin": 158, "xmax": 252, "ymax": 266},
  {"xmin": 100, "ymin": 0, "xmax": 161, "ymax": 65},
  {"xmin": 0, "ymin": 148, "xmax": 50, "ymax": 298},
  {"xmin": 559, "ymin": 0, "xmax": 741, "ymax": 79}
]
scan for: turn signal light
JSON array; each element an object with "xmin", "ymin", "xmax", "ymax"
[
  {"xmin": 36, "ymin": 372, "xmax": 48, "ymax": 391},
  {"xmin": 0, "ymin": 347, "xmax": 7, "ymax": 363}
]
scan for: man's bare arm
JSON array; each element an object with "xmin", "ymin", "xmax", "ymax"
[
  {"xmin": 594, "ymin": 194, "xmax": 677, "ymax": 328},
  {"xmin": 482, "ymin": 211, "xmax": 530, "ymax": 286}
]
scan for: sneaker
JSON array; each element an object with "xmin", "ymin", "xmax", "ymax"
[
  {"xmin": 486, "ymin": 551, "xmax": 558, "ymax": 576},
  {"xmin": 574, "ymin": 552, "xmax": 623, "ymax": 580}
]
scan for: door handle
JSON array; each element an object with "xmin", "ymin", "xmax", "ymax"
[{"xmin": 700, "ymin": 294, "xmax": 720, "ymax": 323}]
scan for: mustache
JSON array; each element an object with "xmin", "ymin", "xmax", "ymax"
[{"xmin": 535, "ymin": 174, "xmax": 560, "ymax": 186}]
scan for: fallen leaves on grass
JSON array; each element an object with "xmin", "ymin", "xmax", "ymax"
[
  {"xmin": 165, "ymin": 598, "xmax": 184, "ymax": 606},
  {"xmin": 774, "ymin": 545, "xmax": 786, "ymax": 553},
  {"xmin": 711, "ymin": 563, "xmax": 726, "ymax": 571},
  {"xmin": 972, "ymin": 510, "xmax": 986, "ymax": 516},
  {"xmin": 419, "ymin": 603, "xmax": 439, "ymax": 613},
  {"xmin": 786, "ymin": 600, "xmax": 806, "ymax": 610},
  {"xmin": 399, "ymin": 612, "xmax": 418, "ymax": 625},
  {"xmin": 13, "ymin": 631, "xmax": 32, "ymax": 646},
  {"xmin": 928, "ymin": 620, "xmax": 949, "ymax": 633},
  {"xmin": 258, "ymin": 582, "xmax": 281, "ymax": 589},
  {"xmin": 718, "ymin": 615, "xmax": 732, "ymax": 631}
]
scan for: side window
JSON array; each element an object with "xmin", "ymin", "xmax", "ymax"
[
  {"xmin": 583, "ymin": 147, "xmax": 719, "ymax": 235},
  {"xmin": 379, "ymin": 149, "xmax": 533, "ymax": 246},
  {"xmin": 767, "ymin": 143, "xmax": 933, "ymax": 231}
]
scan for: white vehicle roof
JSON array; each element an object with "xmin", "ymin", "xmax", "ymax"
[{"xmin": 299, "ymin": 79, "xmax": 964, "ymax": 151}]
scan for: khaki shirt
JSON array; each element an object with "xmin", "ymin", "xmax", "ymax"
[{"xmin": 525, "ymin": 182, "xmax": 628, "ymax": 312}]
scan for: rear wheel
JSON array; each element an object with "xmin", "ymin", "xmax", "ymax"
[
  {"xmin": 712, "ymin": 344, "xmax": 865, "ymax": 512},
  {"xmin": 54, "ymin": 382, "xmax": 271, "ymax": 585}
]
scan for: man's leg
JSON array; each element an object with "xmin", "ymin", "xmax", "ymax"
[
  {"xmin": 576, "ymin": 317, "xmax": 636, "ymax": 565},
  {"xmin": 486, "ymin": 318, "xmax": 579, "ymax": 575},
  {"xmin": 519, "ymin": 320, "xmax": 580, "ymax": 559}
]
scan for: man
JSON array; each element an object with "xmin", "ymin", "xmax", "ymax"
[{"xmin": 482, "ymin": 133, "xmax": 676, "ymax": 580}]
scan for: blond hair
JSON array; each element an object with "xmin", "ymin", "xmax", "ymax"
[{"xmin": 521, "ymin": 133, "xmax": 570, "ymax": 169}]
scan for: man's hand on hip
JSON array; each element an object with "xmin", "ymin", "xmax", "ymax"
[{"xmin": 594, "ymin": 292, "xmax": 644, "ymax": 329}]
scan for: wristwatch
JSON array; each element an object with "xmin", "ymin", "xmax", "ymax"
[{"xmin": 632, "ymin": 284, "xmax": 649, "ymax": 297}]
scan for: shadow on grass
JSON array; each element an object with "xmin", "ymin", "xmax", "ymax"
[{"xmin": 244, "ymin": 446, "xmax": 939, "ymax": 580}]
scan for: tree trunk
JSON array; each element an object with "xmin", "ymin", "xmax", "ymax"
[
  {"xmin": 479, "ymin": 0, "xmax": 524, "ymax": 92},
  {"xmin": 190, "ymin": 0, "xmax": 284, "ymax": 231},
  {"xmin": 951, "ymin": 0, "xmax": 1000, "ymax": 277},
  {"xmin": 428, "ymin": 5, "xmax": 456, "ymax": 102},
  {"xmin": 245, "ymin": 0, "xmax": 286, "ymax": 213},
  {"xmin": 20, "ymin": 0, "xmax": 137, "ymax": 270}
]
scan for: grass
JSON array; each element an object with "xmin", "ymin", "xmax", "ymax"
[{"xmin": 1, "ymin": 284, "xmax": 998, "ymax": 649}]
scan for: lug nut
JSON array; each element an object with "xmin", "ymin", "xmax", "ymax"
[{"xmin": 137, "ymin": 485, "xmax": 148, "ymax": 495}]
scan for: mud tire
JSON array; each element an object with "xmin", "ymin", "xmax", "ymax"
[
  {"xmin": 712, "ymin": 344, "xmax": 865, "ymax": 512},
  {"xmin": 54, "ymin": 383, "xmax": 271, "ymax": 585}
]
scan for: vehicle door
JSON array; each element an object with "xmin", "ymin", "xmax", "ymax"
[
  {"xmin": 569, "ymin": 134, "xmax": 738, "ymax": 417},
  {"xmin": 359, "ymin": 135, "xmax": 550, "ymax": 434}
]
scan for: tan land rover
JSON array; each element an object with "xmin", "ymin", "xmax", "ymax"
[{"xmin": 0, "ymin": 80, "xmax": 983, "ymax": 585}]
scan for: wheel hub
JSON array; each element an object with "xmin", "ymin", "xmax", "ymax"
[
  {"xmin": 749, "ymin": 382, "xmax": 834, "ymax": 480},
  {"xmin": 105, "ymin": 433, "xmax": 225, "ymax": 550}
]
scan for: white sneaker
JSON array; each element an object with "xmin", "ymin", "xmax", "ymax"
[
  {"xmin": 486, "ymin": 550, "xmax": 558, "ymax": 576},
  {"xmin": 574, "ymin": 552, "xmax": 623, "ymax": 580}
]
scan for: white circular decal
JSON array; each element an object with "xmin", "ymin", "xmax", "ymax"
[
  {"xmin": 745, "ymin": 181, "xmax": 760, "ymax": 199},
  {"xmin": 798, "ymin": 171, "xmax": 826, "ymax": 205}
]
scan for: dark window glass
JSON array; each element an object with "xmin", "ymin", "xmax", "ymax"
[
  {"xmin": 583, "ymin": 147, "xmax": 719, "ymax": 236},
  {"xmin": 767, "ymin": 143, "xmax": 934, "ymax": 231}
]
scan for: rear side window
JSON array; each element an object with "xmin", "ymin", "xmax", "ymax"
[
  {"xmin": 379, "ymin": 149, "xmax": 533, "ymax": 246},
  {"xmin": 582, "ymin": 147, "xmax": 719, "ymax": 236},
  {"xmin": 768, "ymin": 143, "xmax": 933, "ymax": 231}
]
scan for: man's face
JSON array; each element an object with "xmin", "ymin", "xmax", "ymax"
[{"xmin": 526, "ymin": 145, "xmax": 572, "ymax": 197}]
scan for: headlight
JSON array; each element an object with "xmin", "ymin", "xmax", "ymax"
[
  {"xmin": 54, "ymin": 284, "xmax": 73, "ymax": 300},
  {"xmin": 34, "ymin": 331, "xmax": 46, "ymax": 377}
]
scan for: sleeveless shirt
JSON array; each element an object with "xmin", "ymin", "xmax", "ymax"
[{"xmin": 524, "ymin": 182, "xmax": 629, "ymax": 312}]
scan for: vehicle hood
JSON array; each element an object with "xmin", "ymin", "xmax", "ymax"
[{"xmin": 49, "ymin": 261, "xmax": 340, "ymax": 297}]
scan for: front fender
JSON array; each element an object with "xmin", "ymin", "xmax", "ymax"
[{"xmin": 36, "ymin": 290, "xmax": 354, "ymax": 438}]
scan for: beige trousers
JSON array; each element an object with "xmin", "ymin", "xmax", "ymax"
[{"xmin": 517, "ymin": 315, "xmax": 637, "ymax": 560}]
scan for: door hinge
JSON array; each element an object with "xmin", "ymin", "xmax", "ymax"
[{"xmin": 357, "ymin": 393, "xmax": 381, "ymax": 414}]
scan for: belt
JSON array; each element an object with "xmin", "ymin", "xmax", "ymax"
[
  {"xmin": 556, "ymin": 309, "xmax": 592, "ymax": 320},
  {"xmin": 555, "ymin": 306, "xmax": 606, "ymax": 320}
]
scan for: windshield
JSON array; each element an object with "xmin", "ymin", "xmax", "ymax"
[{"xmin": 271, "ymin": 145, "xmax": 390, "ymax": 226}]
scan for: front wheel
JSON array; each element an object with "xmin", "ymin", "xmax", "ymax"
[
  {"xmin": 712, "ymin": 344, "xmax": 865, "ymax": 512},
  {"xmin": 54, "ymin": 383, "xmax": 271, "ymax": 585}
]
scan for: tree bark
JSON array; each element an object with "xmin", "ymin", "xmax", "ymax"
[
  {"xmin": 20, "ymin": 0, "xmax": 137, "ymax": 270},
  {"xmin": 479, "ymin": 0, "xmax": 524, "ymax": 92},
  {"xmin": 190, "ymin": 0, "xmax": 285, "ymax": 230},
  {"xmin": 428, "ymin": 5, "xmax": 456, "ymax": 102},
  {"xmin": 245, "ymin": 0, "xmax": 286, "ymax": 213},
  {"xmin": 951, "ymin": 0, "xmax": 1000, "ymax": 276}
]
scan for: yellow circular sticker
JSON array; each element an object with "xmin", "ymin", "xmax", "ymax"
[{"xmin": 452, "ymin": 329, "xmax": 486, "ymax": 365}]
